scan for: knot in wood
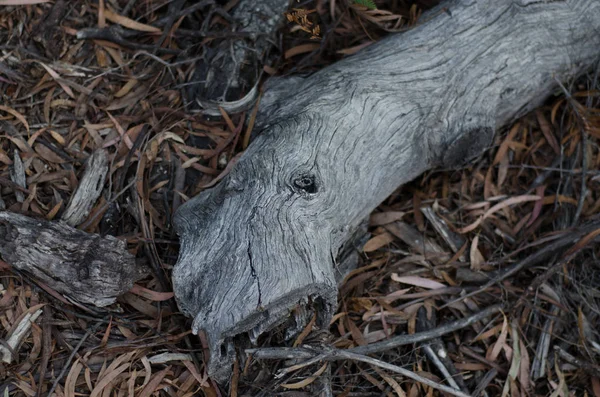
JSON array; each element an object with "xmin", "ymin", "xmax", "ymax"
[{"xmin": 293, "ymin": 174, "xmax": 318, "ymax": 194}]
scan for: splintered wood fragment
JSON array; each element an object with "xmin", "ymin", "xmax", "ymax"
[
  {"xmin": 0, "ymin": 211, "xmax": 147, "ymax": 306},
  {"xmin": 62, "ymin": 149, "xmax": 109, "ymax": 227},
  {"xmin": 9, "ymin": 149, "xmax": 26, "ymax": 203},
  {"xmin": 0, "ymin": 308, "xmax": 43, "ymax": 363}
]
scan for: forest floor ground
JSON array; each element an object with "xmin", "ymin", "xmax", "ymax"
[{"xmin": 1, "ymin": 0, "xmax": 600, "ymax": 396}]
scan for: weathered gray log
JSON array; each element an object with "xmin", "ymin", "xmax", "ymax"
[
  {"xmin": 173, "ymin": 0, "xmax": 600, "ymax": 380},
  {"xmin": 0, "ymin": 211, "xmax": 146, "ymax": 306}
]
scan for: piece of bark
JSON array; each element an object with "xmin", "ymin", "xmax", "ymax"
[
  {"xmin": 173, "ymin": 0, "xmax": 600, "ymax": 380},
  {"xmin": 9, "ymin": 150, "xmax": 26, "ymax": 203},
  {"xmin": 0, "ymin": 211, "xmax": 146, "ymax": 307},
  {"xmin": 61, "ymin": 150, "xmax": 109, "ymax": 227}
]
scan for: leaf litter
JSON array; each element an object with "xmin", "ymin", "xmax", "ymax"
[{"xmin": 0, "ymin": 0, "xmax": 599, "ymax": 396}]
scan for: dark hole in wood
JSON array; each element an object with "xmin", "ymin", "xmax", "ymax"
[{"xmin": 293, "ymin": 174, "xmax": 317, "ymax": 194}]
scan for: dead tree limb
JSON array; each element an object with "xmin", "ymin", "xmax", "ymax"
[{"xmin": 173, "ymin": 0, "xmax": 600, "ymax": 380}]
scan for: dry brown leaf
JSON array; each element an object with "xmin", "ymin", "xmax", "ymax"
[
  {"xmin": 493, "ymin": 123, "xmax": 520, "ymax": 165},
  {"xmin": 536, "ymin": 110, "xmax": 560, "ymax": 155},
  {"xmin": 371, "ymin": 365, "xmax": 407, "ymax": 396},
  {"xmin": 0, "ymin": 105, "xmax": 29, "ymax": 132},
  {"xmin": 391, "ymin": 274, "xmax": 446, "ymax": 290},
  {"xmin": 518, "ymin": 339, "xmax": 531, "ymax": 393},
  {"xmin": 32, "ymin": 144, "xmax": 65, "ymax": 164},
  {"xmin": 281, "ymin": 363, "xmax": 328, "ymax": 389},
  {"xmin": 413, "ymin": 194, "xmax": 424, "ymax": 231},
  {"xmin": 114, "ymin": 79, "xmax": 138, "ymax": 98},
  {"xmin": 487, "ymin": 314, "xmax": 508, "ymax": 362},
  {"xmin": 338, "ymin": 41, "xmax": 374, "ymax": 55},
  {"xmin": 526, "ymin": 185, "xmax": 545, "ymax": 227},
  {"xmin": 243, "ymin": 92, "xmax": 262, "ymax": 149},
  {"xmin": 38, "ymin": 63, "xmax": 75, "ymax": 98},
  {"xmin": 592, "ymin": 377, "xmax": 600, "ymax": 397},
  {"xmin": 104, "ymin": 8, "xmax": 161, "ymax": 33},
  {"xmin": 347, "ymin": 317, "xmax": 367, "ymax": 346},
  {"xmin": 46, "ymin": 200, "xmax": 63, "ymax": 220},
  {"xmin": 182, "ymin": 360, "xmax": 209, "ymax": 387},
  {"xmin": 469, "ymin": 234, "xmax": 485, "ymax": 271},
  {"xmin": 48, "ymin": 130, "xmax": 66, "ymax": 146},
  {"xmin": 129, "ymin": 284, "xmax": 174, "ymax": 301},
  {"xmin": 363, "ymin": 232, "xmax": 395, "ymax": 252},
  {"xmin": 565, "ymin": 227, "xmax": 600, "ymax": 257},
  {"xmin": 370, "ymin": 211, "xmax": 405, "ymax": 226},
  {"xmin": 89, "ymin": 363, "xmax": 130, "ymax": 397},
  {"xmin": 293, "ymin": 312, "xmax": 317, "ymax": 347},
  {"xmin": 284, "ymin": 43, "xmax": 320, "ymax": 59},
  {"xmin": 458, "ymin": 195, "xmax": 541, "ymax": 233},
  {"xmin": 65, "ymin": 360, "xmax": 84, "ymax": 397},
  {"xmin": 454, "ymin": 362, "xmax": 488, "ymax": 371},
  {"xmin": 497, "ymin": 153, "xmax": 509, "ymax": 187},
  {"xmin": 139, "ymin": 367, "xmax": 171, "ymax": 397}
]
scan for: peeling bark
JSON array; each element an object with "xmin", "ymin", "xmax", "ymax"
[{"xmin": 174, "ymin": 0, "xmax": 600, "ymax": 380}]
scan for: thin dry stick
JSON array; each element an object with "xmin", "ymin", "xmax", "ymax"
[
  {"xmin": 350, "ymin": 303, "xmax": 502, "ymax": 355},
  {"xmin": 282, "ymin": 350, "xmax": 471, "ymax": 397},
  {"xmin": 422, "ymin": 344, "xmax": 462, "ymax": 391},
  {"xmin": 249, "ymin": 304, "xmax": 503, "ymax": 360},
  {"xmin": 47, "ymin": 322, "xmax": 102, "ymax": 397}
]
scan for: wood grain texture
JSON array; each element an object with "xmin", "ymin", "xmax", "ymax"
[
  {"xmin": 174, "ymin": 0, "xmax": 600, "ymax": 380},
  {"xmin": 0, "ymin": 211, "xmax": 146, "ymax": 306}
]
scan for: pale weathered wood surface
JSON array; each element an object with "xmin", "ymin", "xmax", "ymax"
[
  {"xmin": 61, "ymin": 149, "xmax": 109, "ymax": 227},
  {"xmin": 173, "ymin": 0, "xmax": 600, "ymax": 379},
  {"xmin": 0, "ymin": 211, "xmax": 146, "ymax": 307}
]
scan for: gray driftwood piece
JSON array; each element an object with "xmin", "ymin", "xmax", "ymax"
[
  {"xmin": 173, "ymin": 0, "xmax": 600, "ymax": 380},
  {"xmin": 0, "ymin": 212, "xmax": 146, "ymax": 306}
]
